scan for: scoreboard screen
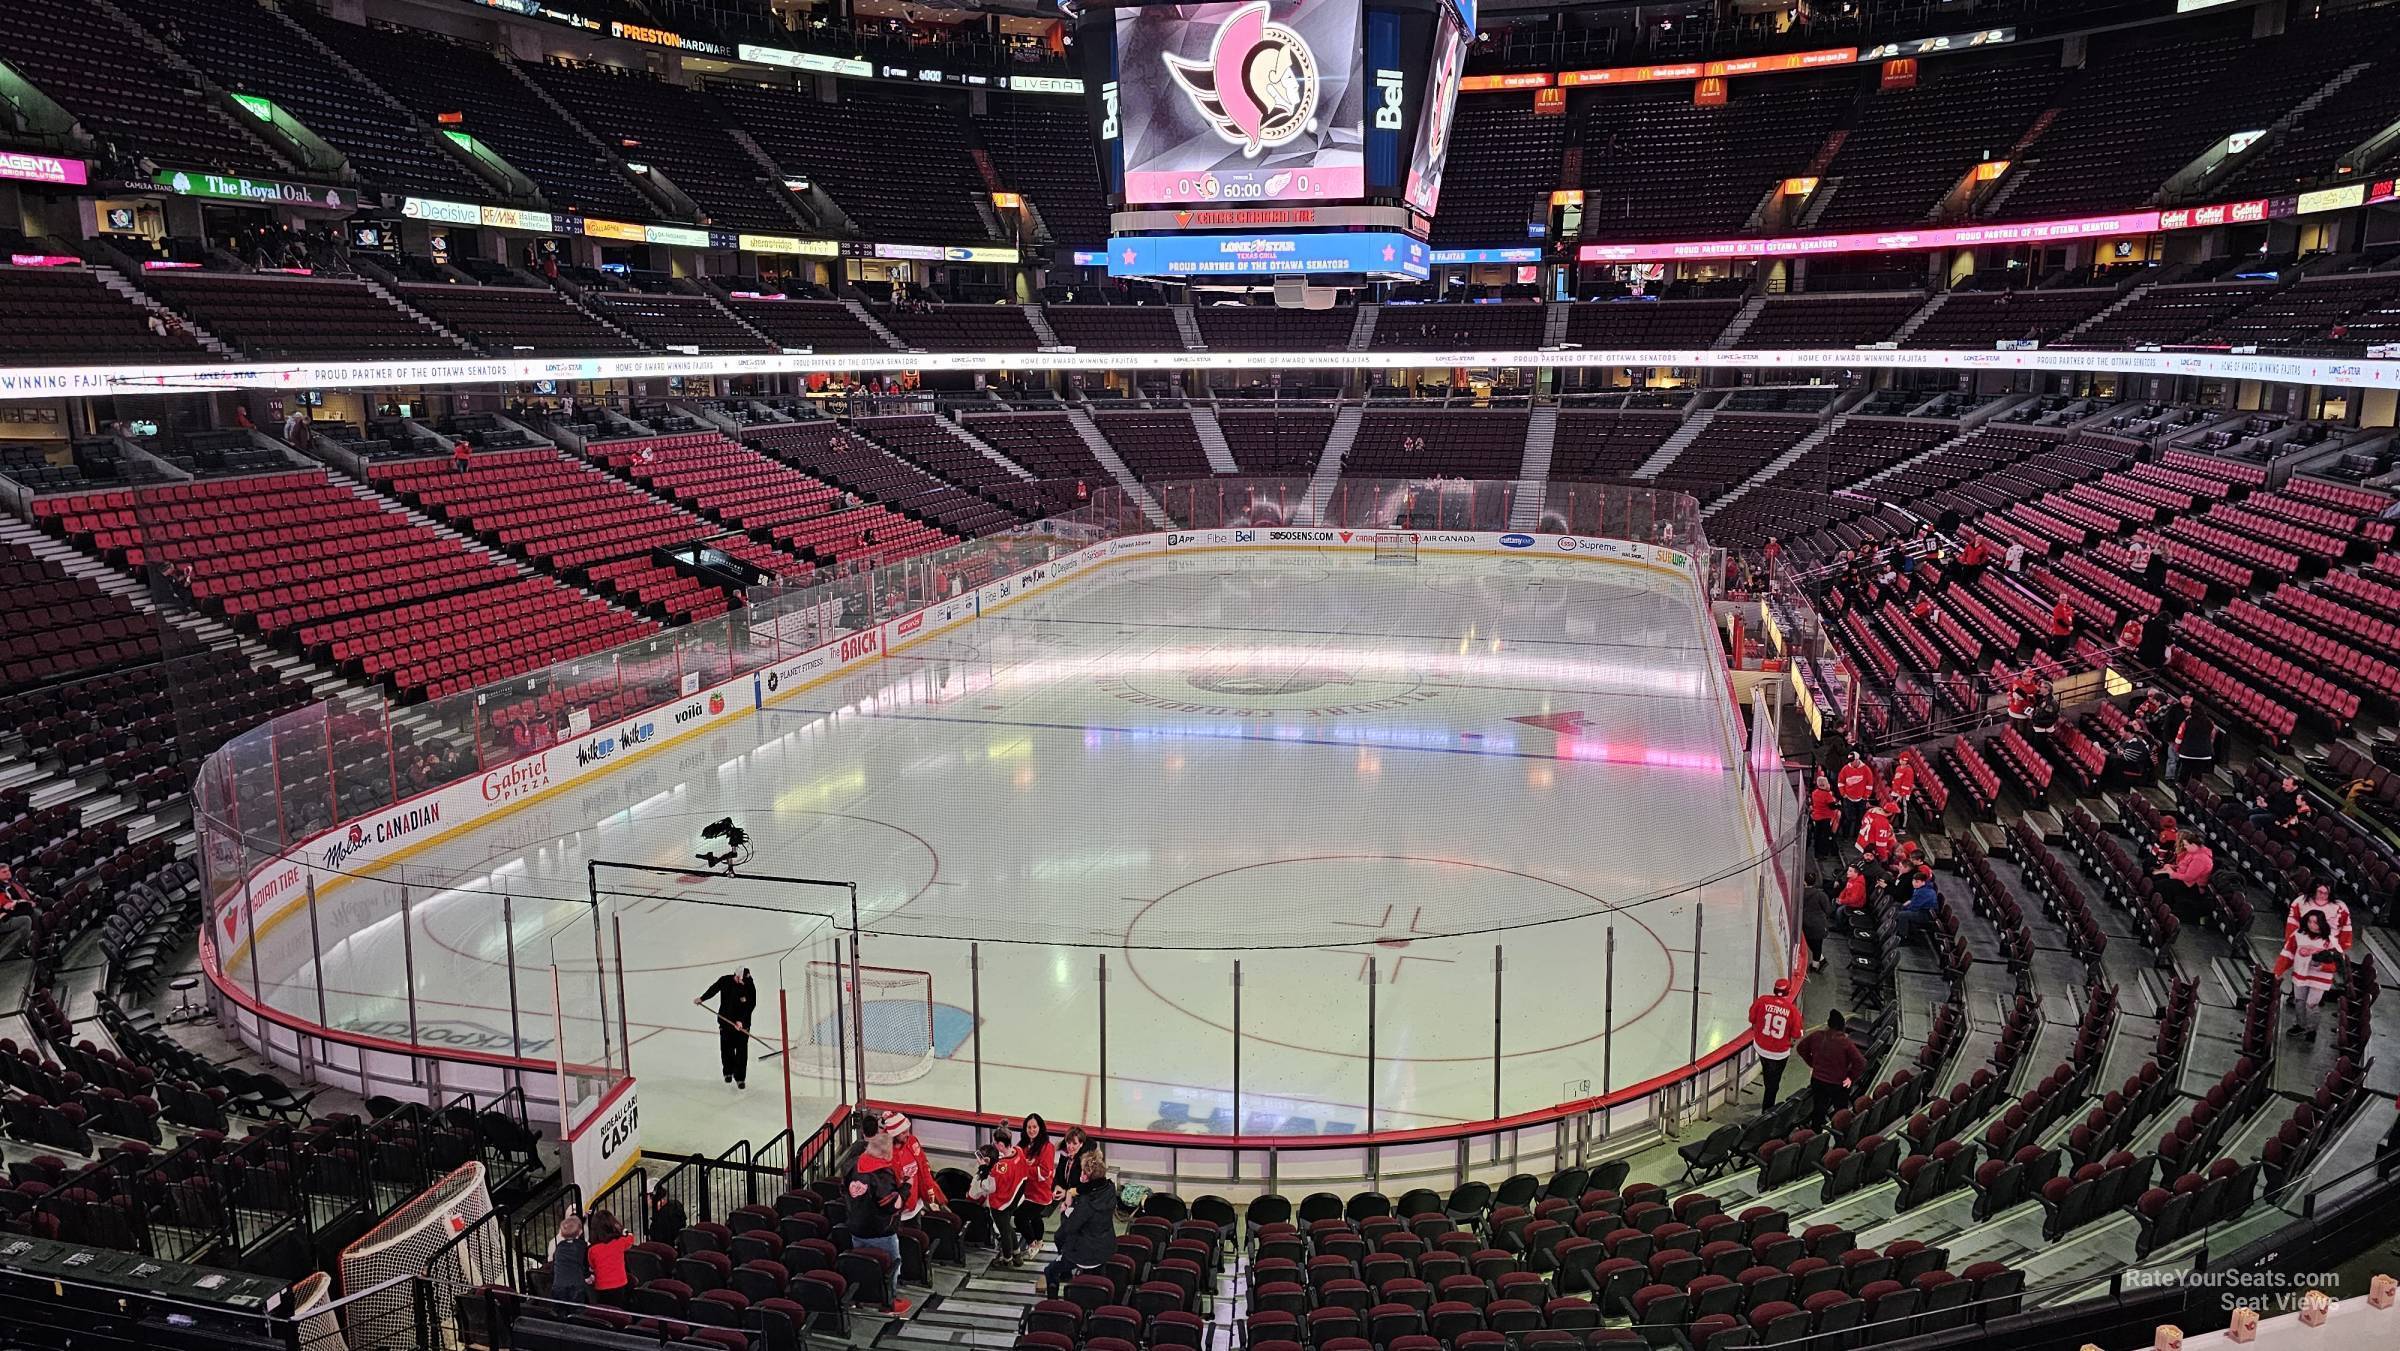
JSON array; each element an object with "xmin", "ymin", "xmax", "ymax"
[
  {"xmin": 1089, "ymin": 0, "xmax": 1470, "ymax": 275},
  {"xmin": 1110, "ymin": 0, "xmax": 1367, "ymax": 205}
]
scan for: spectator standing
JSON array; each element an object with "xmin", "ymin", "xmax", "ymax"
[
  {"xmin": 1888, "ymin": 756, "xmax": 1916, "ymax": 829},
  {"xmin": 1796, "ymin": 1010, "xmax": 1866, "ymax": 1130},
  {"xmin": 2173, "ymin": 706, "xmax": 2217, "ymax": 784},
  {"xmin": 1043, "ymin": 1149, "xmax": 1121, "ymax": 1297},
  {"xmin": 644, "ymin": 1185, "xmax": 685, "ymax": 1248},
  {"xmin": 1834, "ymin": 752, "xmax": 1878, "ymax": 839},
  {"xmin": 844, "ymin": 1123, "xmax": 914, "ymax": 1313},
  {"xmin": 2003, "ymin": 540, "xmax": 2026, "ymax": 575},
  {"xmin": 1808, "ymin": 774, "xmax": 1839, "ymax": 857},
  {"xmin": 2275, "ymin": 908, "xmax": 2343, "ymax": 1046},
  {"xmin": 547, "ymin": 1212, "xmax": 590, "ymax": 1305},
  {"xmin": 883, "ymin": 1110, "xmax": 944, "ymax": 1222},
  {"xmin": 1855, "ymin": 799, "xmax": 1896, "ymax": 864},
  {"xmin": 1055, "ymin": 1126, "xmax": 1096, "ymax": 1193},
  {"xmin": 2147, "ymin": 693, "xmax": 2190, "ymax": 779},
  {"xmin": 2283, "ymin": 883, "xmax": 2355, "ymax": 963},
  {"xmin": 1747, "ymin": 980, "xmax": 1801, "ymax": 1107},
  {"xmin": 1017, "ymin": 1114, "xmax": 1058, "ymax": 1257},
  {"xmin": 586, "ymin": 1211, "xmax": 634, "ymax": 1307},
  {"xmin": 973, "ymin": 1129, "xmax": 1033, "ymax": 1268}
]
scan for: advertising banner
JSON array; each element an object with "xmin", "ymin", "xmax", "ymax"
[
  {"xmin": 1579, "ymin": 209, "xmax": 2161, "ymax": 263},
  {"xmin": 1116, "ymin": 0, "xmax": 1366, "ymax": 205},
  {"xmin": 1107, "ymin": 229, "xmax": 1430, "ymax": 278},
  {"xmin": 737, "ymin": 44, "xmax": 873, "ymax": 77},
  {"xmin": 155, "ymin": 170, "xmax": 351, "ymax": 210},
  {"xmin": 0, "ymin": 150, "xmax": 89, "ymax": 187}
]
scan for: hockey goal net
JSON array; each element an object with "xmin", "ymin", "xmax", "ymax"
[
  {"xmin": 808, "ymin": 960, "xmax": 938, "ymax": 1085},
  {"xmin": 1373, "ymin": 532, "xmax": 1420, "ymax": 563},
  {"xmin": 338, "ymin": 1161, "xmax": 494, "ymax": 1339}
]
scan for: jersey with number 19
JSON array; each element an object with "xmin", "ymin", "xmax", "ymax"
[{"xmin": 1748, "ymin": 994, "xmax": 1801, "ymax": 1060}]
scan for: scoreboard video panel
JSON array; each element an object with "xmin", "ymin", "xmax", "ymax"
[
  {"xmin": 1090, "ymin": 0, "xmax": 1471, "ymax": 277},
  {"xmin": 1112, "ymin": 0, "xmax": 1367, "ymax": 205}
]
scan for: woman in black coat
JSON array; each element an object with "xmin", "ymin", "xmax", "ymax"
[{"xmin": 1042, "ymin": 1150, "xmax": 1120, "ymax": 1298}]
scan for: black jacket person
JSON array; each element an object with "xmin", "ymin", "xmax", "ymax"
[{"xmin": 696, "ymin": 969, "xmax": 758, "ymax": 1089}]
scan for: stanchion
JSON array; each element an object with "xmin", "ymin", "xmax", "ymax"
[
  {"xmin": 1492, "ymin": 944, "xmax": 1504, "ymax": 1121},
  {"xmin": 1602, "ymin": 927, "xmax": 1616, "ymax": 1097}
]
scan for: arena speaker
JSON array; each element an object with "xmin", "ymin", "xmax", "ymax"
[{"xmin": 1274, "ymin": 277, "xmax": 1341, "ymax": 309}]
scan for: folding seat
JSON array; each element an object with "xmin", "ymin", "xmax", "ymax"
[
  {"xmin": 1913, "ymin": 1270, "xmax": 1972, "ymax": 1331},
  {"xmin": 1960, "ymin": 1262, "xmax": 2022, "ymax": 1320},
  {"xmin": 1746, "ymin": 1299, "xmax": 1807, "ymax": 1345},
  {"xmin": 1418, "ymin": 1251, "xmax": 1471, "ymax": 1287},
  {"xmin": 1486, "ymin": 1298, "xmax": 1544, "ymax": 1335},
  {"xmin": 1589, "ymin": 1258, "xmax": 1646, "ymax": 1317},
  {"xmin": 1317, "ymin": 1278, "xmax": 1372, "ymax": 1312},
  {"xmin": 1428, "ymin": 1270, "xmax": 1488, "ymax": 1311},
  {"xmin": 1366, "ymin": 1302, "xmax": 1424, "ymax": 1346},
  {"xmin": 1377, "ymin": 1276, "xmax": 1433, "ymax": 1314},
  {"xmin": 1646, "ymin": 1221, "xmax": 1696, "ymax": 1256},
  {"xmin": 1748, "ymin": 1230, "xmax": 1804, "ymax": 1271},
  {"xmin": 1306, "ymin": 1306, "xmax": 1362, "ymax": 1345},
  {"xmin": 1427, "ymin": 1300, "xmax": 1484, "ymax": 1342},
  {"xmin": 1686, "ymin": 1273, "xmax": 1743, "ymax": 1320}
]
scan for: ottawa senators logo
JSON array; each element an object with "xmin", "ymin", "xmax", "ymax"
[{"xmin": 1162, "ymin": 2, "xmax": 1320, "ymax": 157}]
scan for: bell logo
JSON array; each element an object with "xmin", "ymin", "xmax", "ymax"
[{"xmin": 1375, "ymin": 69, "xmax": 1404, "ymax": 130}]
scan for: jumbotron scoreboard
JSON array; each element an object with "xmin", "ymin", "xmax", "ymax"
[{"xmin": 1084, "ymin": 0, "xmax": 1472, "ymax": 281}]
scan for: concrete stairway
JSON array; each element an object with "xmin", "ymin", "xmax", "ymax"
[
  {"xmin": 1508, "ymin": 405, "xmax": 1558, "ymax": 529},
  {"xmin": 1303, "ymin": 404, "xmax": 1363, "ymax": 521},
  {"xmin": 1635, "ymin": 409, "xmax": 1716, "ymax": 479},
  {"xmin": 844, "ymin": 298, "xmax": 909, "ymax": 350},
  {"xmin": 1063, "ymin": 407, "xmax": 1171, "ymax": 527},
  {"xmin": 1191, "ymin": 407, "xmax": 1238, "ymax": 473},
  {"xmin": 1347, "ymin": 304, "xmax": 1380, "ymax": 351},
  {"xmin": 1714, "ymin": 297, "xmax": 1769, "ymax": 350},
  {"xmin": 1708, "ymin": 415, "xmax": 1846, "ymax": 514},
  {"xmin": 1172, "ymin": 305, "xmax": 1206, "ymax": 350}
]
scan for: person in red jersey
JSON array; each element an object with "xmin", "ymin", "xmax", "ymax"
[
  {"xmin": 1809, "ymin": 774, "xmax": 1839, "ymax": 857},
  {"xmin": 1888, "ymin": 756, "xmax": 1916, "ymax": 828},
  {"xmin": 1748, "ymin": 979, "xmax": 1802, "ymax": 1107},
  {"xmin": 881, "ymin": 1111, "xmax": 945, "ymax": 1222},
  {"xmin": 1834, "ymin": 752, "xmax": 1878, "ymax": 838},
  {"xmin": 1855, "ymin": 799, "xmax": 1896, "ymax": 863}
]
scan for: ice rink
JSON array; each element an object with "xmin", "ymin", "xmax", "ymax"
[{"xmin": 255, "ymin": 547, "xmax": 1783, "ymax": 1150}]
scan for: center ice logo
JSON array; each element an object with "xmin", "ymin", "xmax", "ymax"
[{"xmin": 1187, "ymin": 663, "xmax": 1356, "ymax": 697}]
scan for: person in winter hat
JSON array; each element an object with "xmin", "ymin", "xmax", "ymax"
[
  {"xmin": 881, "ymin": 1111, "xmax": 945, "ymax": 1222},
  {"xmin": 844, "ymin": 1123, "xmax": 912, "ymax": 1313}
]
